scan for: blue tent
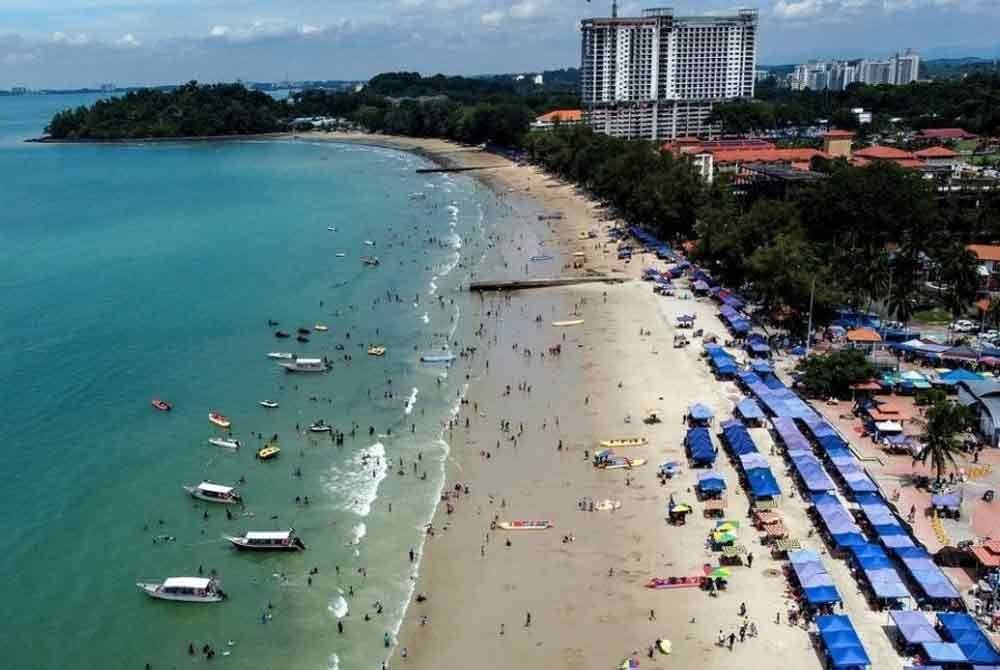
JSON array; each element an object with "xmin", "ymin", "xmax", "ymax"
[
  {"xmin": 697, "ymin": 471, "xmax": 725, "ymax": 494},
  {"xmin": 746, "ymin": 468, "xmax": 781, "ymax": 498},
  {"xmin": 685, "ymin": 427, "xmax": 717, "ymax": 466},
  {"xmin": 921, "ymin": 643, "xmax": 967, "ymax": 664},
  {"xmin": 789, "ymin": 550, "xmax": 841, "ymax": 606},
  {"xmin": 689, "ymin": 403, "xmax": 714, "ymax": 421},
  {"xmin": 890, "ymin": 611, "xmax": 941, "ymax": 645},
  {"xmin": 722, "ymin": 420, "xmax": 759, "ymax": 456},
  {"xmin": 938, "ymin": 368, "xmax": 983, "ymax": 385},
  {"xmin": 736, "ymin": 398, "xmax": 764, "ymax": 421},
  {"xmin": 818, "ymin": 615, "xmax": 871, "ymax": 669},
  {"xmin": 789, "ymin": 453, "xmax": 837, "ymax": 493},
  {"xmin": 895, "ymin": 549, "xmax": 961, "ymax": 600},
  {"xmin": 938, "ymin": 614, "xmax": 1000, "ymax": 664}
]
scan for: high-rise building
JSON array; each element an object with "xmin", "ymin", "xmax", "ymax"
[
  {"xmin": 790, "ymin": 50, "xmax": 919, "ymax": 91},
  {"xmin": 580, "ymin": 8, "xmax": 758, "ymax": 140}
]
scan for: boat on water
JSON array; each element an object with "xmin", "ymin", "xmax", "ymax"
[
  {"xmin": 309, "ymin": 420, "xmax": 332, "ymax": 433},
  {"xmin": 327, "ymin": 226, "xmax": 337, "ymax": 232},
  {"xmin": 420, "ymin": 353, "xmax": 455, "ymax": 364},
  {"xmin": 280, "ymin": 358, "xmax": 327, "ymax": 373},
  {"xmin": 256, "ymin": 444, "xmax": 281, "ymax": 461},
  {"xmin": 599, "ymin": 437, "xmax": 649, "ymax": 449},
  {"xmin": 259, "ymin": 400, "xmax": 279, "ymax": 409},
  {"xmin": 362, "ymin": 256, "xmax": 380, "ymax": 266},
  {"xmin": 363, "ymin": 240, "xmax": 375, "ymax": 247},
  {"xmin": 136, "ymin": 576, "xmax": 226, "ymax": 603},
  {"xmin": 497, "ymin": 520, "xmax": 553, "ymax": 531},
  {"xmin": 552, "ymin": 319, "xmax": 584, "ymax": 327},
  {"xmin": 208, "ymin": 437, "xmax": 241, "ymax": 450},
  {"xmin": 368, "ymin": 346, "xmax": 386, "ymax": 357},
  {"xmin": 275, "ymin": 330, "xmax": 290, "ymax": 339},
  {"xmin": 314, "ymin": 324, "xmax": 329, "ymax": 332},
  {"xmin": 335, "ymin": 252, "xmax": 347, "ymax": 258},
  {"xmin": 184, "ymin": 481, "xmax": 241, "ymax": 504},
  {"xmin": 208, "ymin": 412, "xmax": 231, "ymax": 429},
  {"xmin": 225, "ymin": 529, "xmax": 305, "ymax": 552},
  {"xmin": 151, "ymin": 398, "xmax": 172, "ymax": 412},
  {"xmin": 296, "ymin": 335, "xmax": 309, "ymax": 343},
  {"xmin": 297, "ymin": 327, "xmax": 311, "ymax": 335},
  {"xmin": 267, "ymin": 352, "xmax": 294, "ymax": 360}
]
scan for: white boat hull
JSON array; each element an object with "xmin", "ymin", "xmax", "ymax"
[
  {"xmin": 208, "ymin": 438, "xmax": 240, "ymax": 450},
  {"xmin": 136, "ymin": 582, "xmax": 225, "ymax": 602},
  {"xmin": 184, "ymin": 486, "xmax": 241, "ymax": 505}
]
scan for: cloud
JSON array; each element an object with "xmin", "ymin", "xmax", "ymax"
[
  {"xmin": 116, "ymin": 33, "xmax": 140, "ymax": 48},
  {"xmin": 510, "ymin": 1, "xmax": 540, "ymax": 19},
  {"xmin": 209, "ymin": 25, "xmax": 230, "ymax": 37},
  {"xmin": 51, "ymin": 31, "xmax": 89, "ymax": 45},
  {"xmin": 481, "ymin": 10, "xmax": 504, "ymax": 27}
]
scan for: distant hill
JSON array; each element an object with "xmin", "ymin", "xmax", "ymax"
[{"xmin": 923, "ymin": 57, "xmax": 1000, "ymax": 80}]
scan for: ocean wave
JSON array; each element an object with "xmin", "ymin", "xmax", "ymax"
[
  {"xmin": 404, "ymin": 387, "xmax": 418, "ymax": 415},
  {"xmin": 328, "ymin": 594, "xmax": 349, "ymax": 619},
  {"xmin": 351, "ymin": 521, "xmax": 367, "ymax": 545},
  {"xmin": 428, "ymin": 280, "xmax": 437, "ymax": 296},
  {"xmin": 321, "ymin": 441, "xmax": 387, "ymax": 517},
  {"xmin": 421, "ymin": 312, "xmax": 430, "ymax": 324},
  {"xmin": 327, "ymin": 653, "xmax": 340, "ymax": 670}
]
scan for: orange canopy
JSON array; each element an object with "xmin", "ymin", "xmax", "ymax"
[{"xmin": 846, "ymin": 328, "xmax": 882, "ymax": 343}]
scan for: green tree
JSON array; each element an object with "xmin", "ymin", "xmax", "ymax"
[
  {"xmin": 795, "ymin": 349, "xmax": 876, "ymax": 399},
  {"xmin": 915, "ymin": 399, "xmax": 972, "ymax": 482}
]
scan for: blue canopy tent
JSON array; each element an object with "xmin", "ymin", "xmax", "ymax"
[
  {"xmin": 735, "ymin": 398, "xmax": 765, "ymax": 422},
  {"xmin": 937, "ymin": 368, "xmax": 984, "ymax": 386},
  {"xmin": 893, "ymin": 547, "xmax": 961, "ymax": 601},
  {"xmin": 921, "ymin": 643, "xmax": 967, "ymax": 665},
  {"xmin": 814, "ymin": 493, "xmax": 867, "ymax": 549},
  {"xmin": 771, "ymin": 416, "xmax": 812, "ymax": 454},
  {"xmin": 689, "ymin": 403, "xmax": 714, "ymax": 423},
  {"xmin": 789, "ymin": 453, "xmax": 837, "ymax": 494},
  {"xmin": 789, "ymin": 550, "xmax": 842, "ymax": 606},
  {"xmin": 817, "ymin": 615, "xmax": 871, "ymax": 669},
  {"xmin": 938, "ymin": 613, "xmax": 1000, "ymax": 665},
  {"xmin": 721, "ymin": 420, "xmax": 759, "ymax": 456},
  {"xmin": 745, "ymin": 468, "xmax": 781, "ymax": 498},
  {"xmin": 697, "ymin": 471, "xmax": 726, "ymax": 494},
  {"xmin": 750, "ymin": 359, "xmax": 773, "ymax": 375},
  {"xmin": 739, "ymin": 452, "xmax": 770, "ymax": 470},
  {"xmin": 890, "ymin": 610, "xmax": 941, "ymax": 646},
  {"xmin": 685, "ymin": 427, "xmax": 717, "ymax": 466},
  {"xmin": 826, "ymin": 454, "xmax": 879, "ymax": 497}
]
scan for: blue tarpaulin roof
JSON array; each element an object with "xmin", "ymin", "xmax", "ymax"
[
  {"xmin": 736, "ymin": 398, "xmax": 764, "ymax": 420},
  {"xmin": 772, "ymin": 416, "xmax": 812, "ymax": 453},
  {"xmin": 789, "ymin": 452, "xmax": 837, "ymax": 493},
  {"xmin": 890, "ymin": 611, "xmax": 941, "ymax": 645},
  {"xmin": 814, "ymin": 493, "xmax": 867, "ymax": 549},
  {"xmin": 921, "ymin": 643, "xmax": 967, "ymax": 664},
  {"xmin": 686, "ymin": 427, "xmax": 717, "ymax": 465},
  {"xmin": 746, "ymin": 468, "xmax": 781, "ymax": 498},
  {"xmin": 697, "ymin": 471, "xmax": 725, "ymax": 493},
  {"xmin": 938, "ymin": 613, "xmax": 1000, "ymax": 664},
  {"xmin": 790, "ymin": 551, "xmax": 842, "ymax": 605},
  {"xmin": 689, "ymin": 403, "xmax": 714, "ymax": 421},
  {"xmin": 939, "ymin": 368, "xmax": 984, "ymax": 385},
  {"xmin": 894, "ymin": 548, "xmax": 961, "ymax": 600},
  {"xmin": 817, "ymin": 615, "xmax": 871, "ymax": 669},
  {"xmin": 722, "ymin": 420, "xmax": 759, "ymax": 456}
]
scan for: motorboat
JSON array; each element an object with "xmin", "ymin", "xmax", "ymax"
[
  {"xmin": 297, "ymin": 327, "xmax": 311, "ymax": 335},
  {"xmin": 363, "ymin": 240, "xmax": 375, "ymax": 247},
  {"xmin": 309, "ymin": 420, "xmax": 332, "ymax": 433},
  {"xmin": 275, "ymin": 331, "xmax": 290, "ymax": 339},
  {"xmin": 368, "ymin": 346, "xmax": 386, "ymax": 357},
  {"xmin": 208, "ymin": 412, "xmax": 231, "ymax": 429},
  {"xmin": 327, "ymin": 226, "xmax": 337, "ymax": 232},
  {"xmin": 208, "ymin": 437, "xmax": 241, "ymax": 450},
  {"xmin": 296, "ymin": 335, "xmax": 310, "ymax": 343},
  {"xmin": 225, "ymin": 529, "xmax": 305, "ymax": 552},
  {"xmin": 420, "ymin": 353, "xmax": 455, "ymax": 364},
  {"xmin": 151, "ymin": 399, "xmax": 172, "ymax": 412},
  {"xmin": 362, "ymin": 256, "xmax": 380, "ymax": 266},
  {"xmin": 281, "ymin": 358, "xmax": 327, "ymax": 373},
  {"xmin": 552, "ymin": 319, "xmax": 584, "ymax": 327},
  {"xmin": 335, "ymin": 252, "xmax": 347, "ymax": 258},
  {"xmin": 259, "ymin": 400, "xmax": 279, "ymax": 409},
  {"xmin": 314, "ymin": 324, "xmax": 329, "ymax": 332},
  {"xmin": 496, "ymin": 520, "xmax": 553, "ymax": 531},
  {"xmin": 136, "ymin": 576, "xmax": 225, "ymax": 603},
  {"xmin": 267, "ymin": 352, "xmax": 294, "ymax": 360},
  {"xmin": 184, "ymin": 481, "xmax": 241, "ymax": 504},
  {"xmin": 256, "ymin": 444, "xmax": 281, "ymax": 461}
]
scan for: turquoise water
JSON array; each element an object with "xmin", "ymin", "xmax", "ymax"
[{"xmin": 0, "ymin": 95, "xmax": 505, "ymax": 669}]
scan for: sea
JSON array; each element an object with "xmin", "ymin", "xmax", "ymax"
[{"xmin": 0, "ymin": 94, "xmax": 528, "ymax": 669}]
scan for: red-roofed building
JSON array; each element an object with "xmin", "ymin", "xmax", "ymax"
[
  {"xmin": 914, "ymin": 146, "xmax": 959, "ymax": 167},
  {"xmin": 711, "ymin": 148, "xmax": 827, "ymax": 172},
  {"xmin": 968, "ymin": 245, "xmax": 1000, "ymax": 291},
  {"xmin": 531, "ymin": 109, "xmax": 583, "ymax": 130},
  {"xmin": 822, "ymin": 129, "xmax": 855, "ymax": 159},
  {"xmin": 919, "ymin": 128, "xmax": 977, "ymax": 141}
]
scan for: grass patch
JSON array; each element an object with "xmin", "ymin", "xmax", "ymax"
[{"xmin": 912, "ymin": 308, "xmax": 952, "ymax": 324}]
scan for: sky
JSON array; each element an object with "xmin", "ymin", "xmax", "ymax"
[{"xmin": 1, "ymin": 0, "xmax": 999, "ymax": 89}]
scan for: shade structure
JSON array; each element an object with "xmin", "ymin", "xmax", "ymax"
[
  {"xmin": 921, "ymin": 643, "xmax": 966, "ymax": 664},
  {"xmin": 789, "ymin": 452, "xmax": 837, "ymax": 493},
  {"xmin": 771, "ymin": 416, "xmax": 812, "ymax": 453},
  {"xmin": 893, "ymin": 547, "xmax": 961, "ymax": 600},
  {"xmin": 689, "ymin": 403, "xmax": 714, "ymax": 421},
  {"xmin": 931, "ymin": 494, "xmax": 960, "ymax": 510},
  {"xmin": 697, "ymin": 471, "xmax": 726, "ymax": 494},
  {"xmin": 789, "ymin": 550, "xmax": 841, "ymax": 605},
  {"xmin": 745, "ymin": 468, "xmax": 781, "ymax": 498},
  {"xmin": 736, "ymin": 398, "xmax": 764, "ymax": 421},
  {"xmin": 813, "ymin": 493, "xmax": 867, "ymax": 549},
  {"xmin": 890, "ymin": 610, "xmax": 941, "ymax": 645},
  {"xmin": 685, "ymin": 427, "xmax": 717, "ymax": 466},
  {"xmin": 739, "ymin": 452, "xmax": 769, "ymax": 471},
  {"xmin": 817, "ymin": 615, "xmax": 871, "ymax": 668},
  {"xmin": 722, "ymin": 419, "xmax": 759, "ymax": 456},
  {"xmin": 938, "ymin": 368, "xmax": 983, "ymax": 385},
  {"xmin": 938, "ymin": 613, "xmax": 1000, "ymax": 664}
]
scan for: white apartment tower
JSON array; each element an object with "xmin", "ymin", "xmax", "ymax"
[{"xmin": 580, "ymin": 7, "xmax": 758, "ymax": 140}]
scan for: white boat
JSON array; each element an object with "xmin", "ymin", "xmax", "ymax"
[
  {"xmin": 363, "ymin": 240, "xmax": 375, "ymax": 247},
  {"xmin": 184, "ymin": 481, "xmax": 241, "ymax": 505},
  {"xmin": 225, "ymin": 529, "xmax": 306, "ymax": 552},
  {"xmin": 280, "ymin": 358, "xmax": 328, "ymax": 373},
  {"xmin": 137, "ymin": 576, "xmax": 225, "ymax": 603},
  {"xmin": 362, "ymin": 256, "xmax": 380, "ymax": 266},
  {"xmin": 267, "ymin": 352, "xmax": 294, "ymax": 360},
  {"xmin": 208, "ymin": 437, "xmax": 241, "ymax": 450},
  {"xmin": 208, "ymin": 412, "xmax": 231, "ymax": 428},
  {"xmin": 314, "ymin": 324, "xmax": 329, "ymax": 332},
  {"xmin": 327, "ymin": 227, "xmax": 337, "ymax": 232},
  {"xmin": 335, "ymin": 252, "xmax": 346, "ymax": 258},
  {"xmin": 309, "ymin": 420, "xmax": 332, "ymax": 433},
  {"xmin": 259, "ymin": 400, "xmax": 279, "ymax": 409},
  {"xmin": 420, "ymin": 353, "xmax": 455, "ymax": 364}
]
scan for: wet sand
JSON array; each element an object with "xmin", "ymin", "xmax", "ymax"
[{"xmin": 302, "ymin": 132, "xmax": 905, "ymax": 670}]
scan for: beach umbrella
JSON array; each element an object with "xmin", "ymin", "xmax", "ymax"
[
  {"xmin": 670, "ymin": 503, "xmax": 692, "ymax": 513},
  {"xmin": 657, "ymin": 640, "xmax": 672, "ymax": 655},
  {"xmin": 713, "ymin": 531, "xmax": 737, "ymax": 544},
  {"xmin": 709, "ymin": 567, "xmax": 731, "ymax": 579},
  {"xmin": 715, "ymin": 521, "xmax": 740, "ymax": 532}
]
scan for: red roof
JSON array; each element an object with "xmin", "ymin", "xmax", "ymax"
[
  {"xmin": 846, "ymin": 328, "xmax": 882, "ymax": 343},
  {"xmin": 854, "ymin": 145, "xmax": 916, "ymax": 160},
  {"xmin": 914, "ymin": 146, "xmax": 958, "ymax": 158},
  {"xmin": 968, "ymin": 244, "xmax": 1000, "ymax": 263},
  {"xmin": 536, "ymin": 109, "xmax": 582, "ymax": 123},
  {"xmin": 824, "ymin": 129, "xmax": 856, "ymax": 139},
  {"xmin": 919, "ymin": 128, "xmax": 976, "ymax": 140},
  {"xmin": 972, "ymin": 543, "xmax": 1000, "ymax": 568},
  {"xmin": 711, "ymin": 148, "xmax": 826, "ymax": 165}
]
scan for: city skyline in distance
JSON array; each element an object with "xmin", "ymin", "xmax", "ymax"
[{"xmin": 1, "ymin": 1, "xmax": 998, "ymax": 89}]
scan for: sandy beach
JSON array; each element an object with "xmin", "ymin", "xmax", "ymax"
[{"xmin": 301, "ymin": 131, "xmax": 906, "ymax": 670}]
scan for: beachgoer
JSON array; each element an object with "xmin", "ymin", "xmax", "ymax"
[
  {"xmin": 747, "ymin": 553, "xmax": 754, "ymax": 568},
  {"xmin": 739, "ymin": 602, "xmax": 747, "ymax": 617},
  {"xmin": 728, "ymin": 632, "xmax": 735, "ymax": 651},
  {"xmin": 525, "ymin": 612, "xmax": 531, "ymax": 627}
]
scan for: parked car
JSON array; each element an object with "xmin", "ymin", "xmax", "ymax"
[{"xmin": 952, "ymin": 320, "xmax": 977, "ymax": 333}]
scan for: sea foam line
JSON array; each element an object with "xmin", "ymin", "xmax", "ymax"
[{"xmin": 321, "ymin": 441, "xmax": 387, "ymax": 517}]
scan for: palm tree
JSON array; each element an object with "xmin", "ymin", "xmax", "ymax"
[{"xmin": 915, "ymin": 399, "xmax": 972, "ymax": 483}]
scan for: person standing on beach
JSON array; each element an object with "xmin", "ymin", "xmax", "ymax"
[
  {"xmin": 525, "ymin": 612, "xmax": 531, "ymax": 627},
  {"xmin": 728, "ymin": 632, "xmax": 735, "ymax": 651}
]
